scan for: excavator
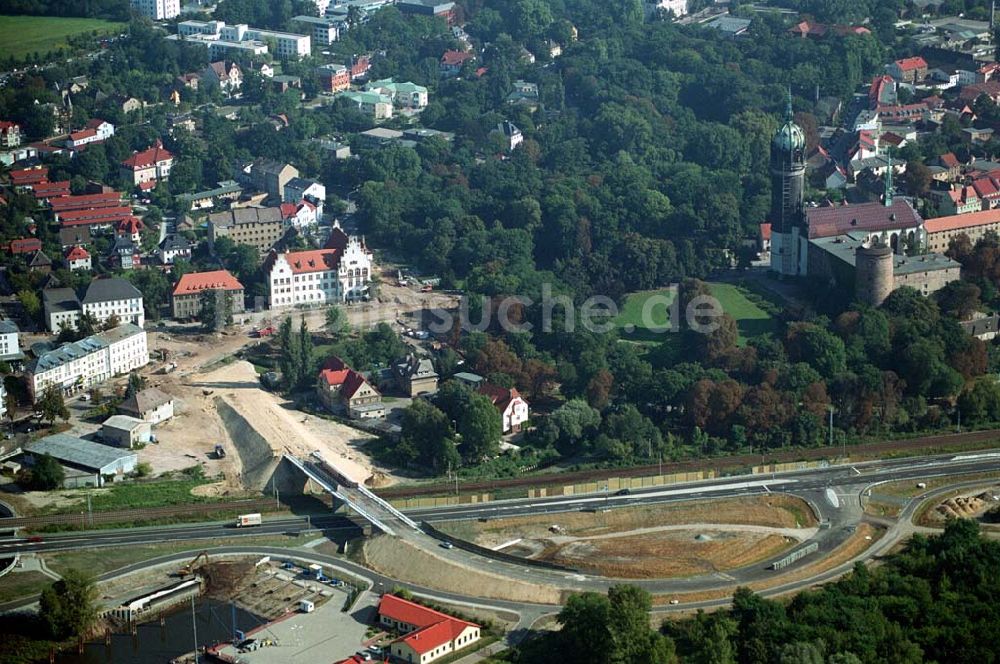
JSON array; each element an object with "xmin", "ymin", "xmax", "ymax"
[{"xmin": 175, "ymin": 551, "xmax": 209, "ymax": 577}]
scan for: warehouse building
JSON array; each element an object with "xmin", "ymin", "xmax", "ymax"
[
  {"xmin": 24, "ymin": 434, "xmax": 138, "ymax": 487},
  {"xmin": 101, "ymin": 415, "xmax": 152, "ymax": 449}
]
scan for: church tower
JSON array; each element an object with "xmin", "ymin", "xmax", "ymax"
[{"xmin": 769, "ymin": 93, "xmax": 807, "ymax": 276}]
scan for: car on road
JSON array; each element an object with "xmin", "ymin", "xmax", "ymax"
[
  {"xmin": 27, "ymin": 535, "xmax": 42, "ymax": 543},
  {"xmin": 614, "ymin": 488, "xmax": 631, "ymax": 496},
  {"xmin": 439, "ymin": 541, "xmax": 454, "ymax": 549}
]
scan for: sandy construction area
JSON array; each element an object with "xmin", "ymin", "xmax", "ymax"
[{"xmin": 195, "ymin": 360, "xmax": 395, "ymax": 486}]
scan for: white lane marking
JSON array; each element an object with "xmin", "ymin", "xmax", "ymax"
[
  {"xmin": 825, "ymin": 488, "xmax": 840, "ymax": 508},
  {"xmin": 492, "ymin": 538, "xmax": 522, "ymax": 551}
]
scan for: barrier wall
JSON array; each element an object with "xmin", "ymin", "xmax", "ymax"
[{"xmin": 421, "ymin": 521, "xmax": 578, "ymax": 572}]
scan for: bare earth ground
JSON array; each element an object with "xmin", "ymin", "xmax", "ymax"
[
  {"xmin": 440, "ymin": 495, "xmax": 816, "ymax": 548},
  {"xmin": 360, "ymin": 536, "xmax": 564, "ymax": 604},
  {"xmin": 923, "ymin": 484, "xmax": 1000, "ymax": 525},
  {"xmin": 545, "ymin": 529, "xmax": 797, "ymax": 578}
]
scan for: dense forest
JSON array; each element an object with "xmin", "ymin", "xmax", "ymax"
[{"xmin": 493, "ymin": 520, "xmax": 1000, "ymax": 664}]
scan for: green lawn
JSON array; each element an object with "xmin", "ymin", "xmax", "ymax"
[
  {"xmin": 0, "ymin": 15, "xmax": 125, "ymax": 62},
  {"xmin": 615, "ymin": 283, "xmax": 775, "ymax": 344},
  {"xmin": 0, "ymin": 571, "xmax": 50, "ymax": 604}
]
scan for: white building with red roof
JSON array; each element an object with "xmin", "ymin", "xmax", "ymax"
[
  {"xmin": 378, "ymin": 594, "xmax": 481, "ymax": 664},
  {"xmin": 887, "ymin": 56, "xmax": 928, "ymax": 84},
  {"xmin": 316, "ymin": 356, "xmax": 384, "ymax": 419},
  {"xmin": 279, "ymin": 199, "xmax": 318, "ymax": 228},
  {"xmin": 440, "ymin": 49, "xmax": 475, "ymax": 77},
  {"xmin": 264, "ymin": 225, "xmax": 373, "ymax": 307},
  {"xmin": 478, "ymin": 383, "xmax": 529, "ymax": 433},
  {"xmin": 0, "ymin": 121, "xmax": 22, "ymax": 149},
  {"xmin": 66, "ymin": 119, "xmax": 114, "ymax": 149},
  {"xmin": 171, "ymin": 269, "xmax": 245, "ymax": 319},
  {"xmin": 120, "ymin": 139, "xmax": 174, "ymax": 187},
  {"xmin": 65, "ymin": 245, "xmax": 91, "ymax": 271}
]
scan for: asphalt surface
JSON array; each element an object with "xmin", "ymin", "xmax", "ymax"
[{"xmin": 1, "ymin": 450, "xmax": 999, "ymax": 620}]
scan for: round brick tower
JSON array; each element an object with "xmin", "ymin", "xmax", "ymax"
[{"xmin": 855, "ymin": 241, "xmax": 894, "ymax": 307}]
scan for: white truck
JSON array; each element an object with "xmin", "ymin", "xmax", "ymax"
[{"xmin": 236, "ymin": 513, "xmax": 262, "ymax": 528}]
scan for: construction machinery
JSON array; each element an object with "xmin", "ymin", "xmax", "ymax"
[{"xmin": 176, "ymin": 551, "xmax": 209, "ymax": 577}]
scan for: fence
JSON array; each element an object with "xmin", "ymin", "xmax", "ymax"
[{"xmin": 771, "ymin": 541, "xmax": 819, "ymax": 570}]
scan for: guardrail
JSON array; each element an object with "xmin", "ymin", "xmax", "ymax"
[
  {"xmin": 284, "ymin": 454, "xmax": 396, "ymax": 536},
  {"xmin": 357, "ymin": 484, "xmax": 420, "ymax": 531}
]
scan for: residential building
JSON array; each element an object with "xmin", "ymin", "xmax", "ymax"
[
  {"xmin": 241, "ymin": 159, "xmax": 299, "ymax": 200},
  {"xmin": 82, "ymin": 278, "xmax": 145, "ymax": 329},
  {"xmin": 649, "ymin": 0, "xmax": 688, "ymax": 16},
  {"xmin": 337, "ymin": 91, "xmax": 393, "ymax": 119},
  {"xmin": 506, "ymin": 80, "xmax": 539, "ymax": 108},
  {"xmin": 207, "ymin": 206, "xmax": 289, "ymax": 255},
  {"xmin": 50, "ymin": 191, "xmax": 123, "ymax": 218},
  {"xmin": 116, "ymin": 216, "xmax": 144, "ymax": 243},
  {"xmin": 100, "ymin": 415, "xmax": 151, "ymax": 449},
  {"xmin": 316, "ymin": 63, "xmax": 350, "ymax": 92},
  {"xmin": 280, "ymin": 200, "xmax": 319, "ymax": 229},
  {"xmin": 440, "ymin": 50, "xmax": 474, "ymax": 77},
  {"xmin": 364, "ymin": 79, "xmax": 429, "ymax": 108},
  {"xmin": 0, "ymin": 145, "xmax": 38, "ymax": 167},
  {"xmin": 117, "ymin": 386, "xmax": 174, "ymax": 424},
  {"xmin": 284, "ymin": 177, "xmax": 325, "ymax": 215},
  {"xmin": 0, "ymin": 320, "xmax": 23, "ymax": 364},
  {"xmin": 316, "ymin": 357, "xmax": 384, "ymax": 419},
  {"xmin": 130, "ymin": 0, "xmax": 180, "ymax": 20},
  {"xmin": 9, "ymin": 237, "xmax": 42, "ymax": 255},
  {"xmin": 172, "ymin": 269, "xmax": 245, "ymax": 319},
  {"xmin": 494, "ymin": 120, "xmax": 523, "ymax": 151},
  {"xmin": 58, "ymin": 226, "xmax": 91, "ymax": 251},
  {"xmin": 9, "ymin": 166, "xmax": 49, "ymax": 189},
  {"xmin": 453, "ymin": 372, "xmax": 484, "ymax": 389},
  {"xmin": 202, "ymin": 61, "xmax": 243, "ymax": 94},
  {"xmin": 477, "ymin": 384, "xmax": 529, "ymax": 433},
  {"xmin": 959, "ymin": 313, "xmax": 1000, "ymax": 340},
  {"xmin": 0, "ymin": 121, "xmax": 21, "ymax": 149},
  {"xmin": 24, "ymin": 434, "xmax": 138, "ymax": 488},
  {"xmin": 29, "ymin": 250, "xmax": 52, "ymax": 274},
  {"xmin": 292, "ymin": 15, "xmax": 341, "ymax": 45},
  {"xmin": 158, "ymin": 234, "xmax": 192, "ymax": 265},
  {"xmin": 108, "ymin": 235, "xmax": 141, "ymax": 270},
  {"xmin": 378, "ymin": 594, "xmax": 480, "ymax": 664},
  {"xmin": 930, "ymin": 184, "xmax": 982, "ymax": 216},
  {"xmin": 42, "ymin": 287, "xmax": 82, "ymax": 333},
  {"xmin": 271, "ymin": 75, "xmax": 303, "ymax": 94},
  {"xmin": 349, "ymin": 54, "xmax": 371, "ymax": 80},
  {"xmin": 25, "ymin": 324, "xmax": 148, "ymax": 402},
  {"xmin": 65, "ymin": 119, "xmax": 114, "ymax": 149},
  {"xmin": 121, "ymin": 139, "xmax": 174, "ymax": 187},
  {"xmin": 178, "ymin": 180, "xmax": 243, "ymax": 211},
  {"xmin": 65, "ymin": 245, "xmax": 92, "ymax": 271},
  {"xmin": 393, "ymin": 354, "xmax": 438, "ymax": 397},
  {"xmin": 887, "ymin": 56, "xmax": 928, "ymax": 83},
  {"xmin": 925, "ymin": 208, "xmax": 1000, "ymax": 252},
  {"xmin": 264, "ymin": 231, "xmax": 373, "ymax": 307},
  {"xmin": 704, "ymin": 14, "xmax": 751, "ymax": 38}
]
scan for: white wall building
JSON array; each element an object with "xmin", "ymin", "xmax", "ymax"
[
  {"xmin": 25, "ymin": 324, "xmax": 148, "ymax": 402},
  {"xmin": 173, "ymin": 20, "xmax": 310, "ymax": 59},
  {"xmin": 81, "ymin": 278, "xmax": 145, "ymax": 329},
  {"xmin": 265, "ymin": 231, "xmax": 372, "ymax": 308},
  {"xmin": 131, "ymin": 0, "xmax": 180, "ymax": 20},
  {"xmin": 0, "ymin": 320, "xmax": 21, "ymax": 363},
  {"xmin": 284, "ymin": 177, "xmax": 326, "ymax": 217}
]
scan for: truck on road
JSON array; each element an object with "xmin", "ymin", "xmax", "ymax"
[{"xmin": 236, "ymin": 513, "xmax": 262, "ymax": 528}]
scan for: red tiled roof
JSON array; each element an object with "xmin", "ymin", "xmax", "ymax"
[
  {"xmin": 85, "ymin": 118, "xmax": 109, "ymax": 130},
  {"xmin": 478, "ymin": 383, "xmax": 523, "ymax": 412},
  {"xmin": 379, "ymin": 595, "xmax": 477, "ymax": 656},
  {"xmin": 50, "ymin": 192, "xmax": 122, "ymax": 212},
  {"xmin": 116, "ymin": 216, "xmax": 144, "ymax": 235},
  {"xmin": 59, "ymin": 206, "xmax": 133, "ymax": 227},
  {"xmin": 924, "ymin": 208, "xmax": 1000, "ymax": 234},
  {"xmin": 940, "ymin": 152, "xmax": 960, "ymax": 168},
  {"xmin": 894, "ymin": 56, "xmax": 927, "ymax": 71},
  {"xmin": 32, "ymin": 181, "xmax": 71, "ymax": 199},
  {"xmin": 65, "ymin": 245, "xmax": 90, "ymax": 261},
  {"xmin": 0, "ymin": 121, "xmax": 19, "ymax": 132},
  {"xmin": 283, "ymin": 248, "xmax": 340, "ymax": 274},
  {"xmin": 341, "ymin": 370, "xmax": 370, "ymax": 400},
  {"xmin": 122, "ymin": 139, "xmax": 173, "ymax": 170},
  {"xmin": 441, "ymin": 50, "xmax": 474, "ymax": 66},
  {"xmin": 972, "ymin": 176, "xmax": 1000, "ymax": 198},
  {"xmin": 9, "ymin": 167, "xmax": 48, "ymax": 185},
  {"xmin": 319, "ymin": 367, "xmax": 350, "ymax": 386},
  {"xmin": 759, "ymin": 222, "xmax": 772, "ymax": 241},
  {"xmin": 69, "ymin": 128, "xmax": 97, "ymax": 142},
  {"xmin": 805, "ymin": 199, "xmax": 922, "ymax": 240},
  {"xmin": 137, "ymin": 180, "xmax": 157, "ymax": 191},
  {"xmin": 172, "ymin": 269, "xmax": 244, "ymax": 296},
  {"xmin": 279, "ymin": 202, "xmax": 297, "ymax": 219},
  {"xmin": 9, "ymin": 238, "xmax": 42, "ymax": 255}
]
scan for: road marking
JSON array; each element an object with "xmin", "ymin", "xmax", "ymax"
[
  {"xmin": 825, "ymin": 488, "xmax": 840, "ymax": 508},
  {"xmin": 492, "ymin": 539, "xmax": 522, "ymax": 551}
]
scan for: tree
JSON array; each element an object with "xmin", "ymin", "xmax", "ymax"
[
  {"xmin": 934, "ymin": 280, "xmax": 981, "ymax": 320},
  {"xmin": 325, "ymin": 305, "xmax": 347, "ymax": 338},
  {"xmin": 399, "ymin": 399, "xmax": 459, "ymax": 471},
  {"xmin": 39, "ymin": 568, "xmax": 98, "ymax": 639},
  {"xmin": 297, "ymin": 318, "xmax": 313, "ymax": 390},
  {"xmin": 38, "ymin": 385, "xmax": 69, "ymax": 425},
  {"xmin": 456, "ymin": 392, "xmax": 502, "ymax": 462},
  {"xmin": 125, "ymin": 372, "xmax": 146, "ymax": 399},
  {"xmin": 22, "ymin": 453, "xmax": 64, "ymax": 490},
  {"xmin": 102, "ymin": 313, "xmax": 121, "ymax": 331},
  {"xmin": 17, "ymin": 289, "xmax": 41, "ymax": 321},
  {"xmin": 199, "ymin": 289, "xmax": 233, "ymax": 331},
  {"xmin": 4, "ymin": 387, "xmax": 16, "ymax": 433},
  {"xmin": 557, "ymin": 592, "xmax": 613, "ymax": 663}
]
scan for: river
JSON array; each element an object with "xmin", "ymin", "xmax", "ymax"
[{"xmin": 54, "ymin": 599, "xmax": 262, "ymax": 664}]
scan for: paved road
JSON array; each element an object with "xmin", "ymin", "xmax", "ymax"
[{"xmin": 2, "ymin": 451, "xmax": 998, "ymax": 621}]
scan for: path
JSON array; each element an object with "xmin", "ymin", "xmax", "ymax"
[{"xmin": 545, "ymin": 522, "xmax": 819, "ymax": 545}]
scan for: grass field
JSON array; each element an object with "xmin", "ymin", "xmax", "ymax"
[
  {"xmin": 0, "ymin": 15, "xmax": 125, "ymax": 62},
  {"xmin": 615, "ymin": 282, "xmax": 777, "ymax": 344}
]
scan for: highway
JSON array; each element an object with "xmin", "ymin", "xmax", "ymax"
[{"xmin": 1, "ymin": 450, "xmax": 999, "ymax": 617}]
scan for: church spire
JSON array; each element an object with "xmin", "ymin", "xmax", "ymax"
[{"xmin": 786, "ymin": 86, "xmax": 793, "ymax": 121}]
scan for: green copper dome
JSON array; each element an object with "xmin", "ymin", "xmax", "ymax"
[{"xmin": 773, "ymin": 120, "xmax": 805, "ymax": 152}]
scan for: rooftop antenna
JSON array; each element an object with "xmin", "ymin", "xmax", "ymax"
[{"xmin": 786, "ymin": 86, "xmax": 793, "ymax": 120}]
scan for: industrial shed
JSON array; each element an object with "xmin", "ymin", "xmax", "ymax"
[{"xmin": 24, "ymin": 434, "xmax": 138, "ymax": 487}]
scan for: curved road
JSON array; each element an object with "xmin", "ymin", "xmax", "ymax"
[{"xmin": 2, "ymin": 451, "xmax": 999, "ymax": 625}]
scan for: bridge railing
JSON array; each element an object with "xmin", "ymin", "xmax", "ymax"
[
  {"xmin": 283, "ymin": 454, "xmax": 396, "ymax": 535},
  {"xmin": 356, "ymin": 484, "xmax": 420, "ymax": 531}
]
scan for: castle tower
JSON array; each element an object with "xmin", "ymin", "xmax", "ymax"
[
  {"xmin": 855, "ymin": 239, "xmax": 894, "ymax": 307},
  {"xmin": 769, "ymin": 92, "xmax": 807, "ymax": 276}
]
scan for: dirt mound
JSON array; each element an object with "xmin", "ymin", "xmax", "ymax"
[{"xmin": 935, "ymin": 495, "xmax": 987, "ymax": 520}]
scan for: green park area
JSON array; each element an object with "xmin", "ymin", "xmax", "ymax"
[
  {"xmin": 0, "ymin": 15, "xmax": 124, "ymax": 62},
  {"xmin": 616, "ymin": 282, "xmax": 777, "ymax": 344}
]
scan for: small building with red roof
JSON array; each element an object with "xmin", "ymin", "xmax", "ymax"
[
  {"xmin": 888, "ymin": 56, "xmax": 928, "ymax": 84},
  {"xmin": 316, "ymin": 357, "xmax": 384, "ymax": 419},
  {"xmin": 9, "ymin": 166, "xmax": 49, "ymax": 189},
  {"xmin": 9, "ymin": 238, "xmax": 42, "ymax": 255},
  {"xmin": 115, "ymin": 216, "xmax": 145, "ymax": 243},
  {"xmin": 378, "ymin": 594, "xmax": 481, "ymax": 664},
  {"xmin": 477, "ymin": 383, "xmax": 529, "ymax": 433},
  {"xmin": 120, "ymin": 139, "xmax": 174, "ymax": 187},
  {"xmin": 440, "ymin": 50, "xmax": 475, "ymax": 77},
  {"xmin": 172, "ymin": 269, "xmax": 245, "ymax": 319},
  {"xmin": 65, "ymin": 245, "xmax": 91, "ymax": 271}
]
